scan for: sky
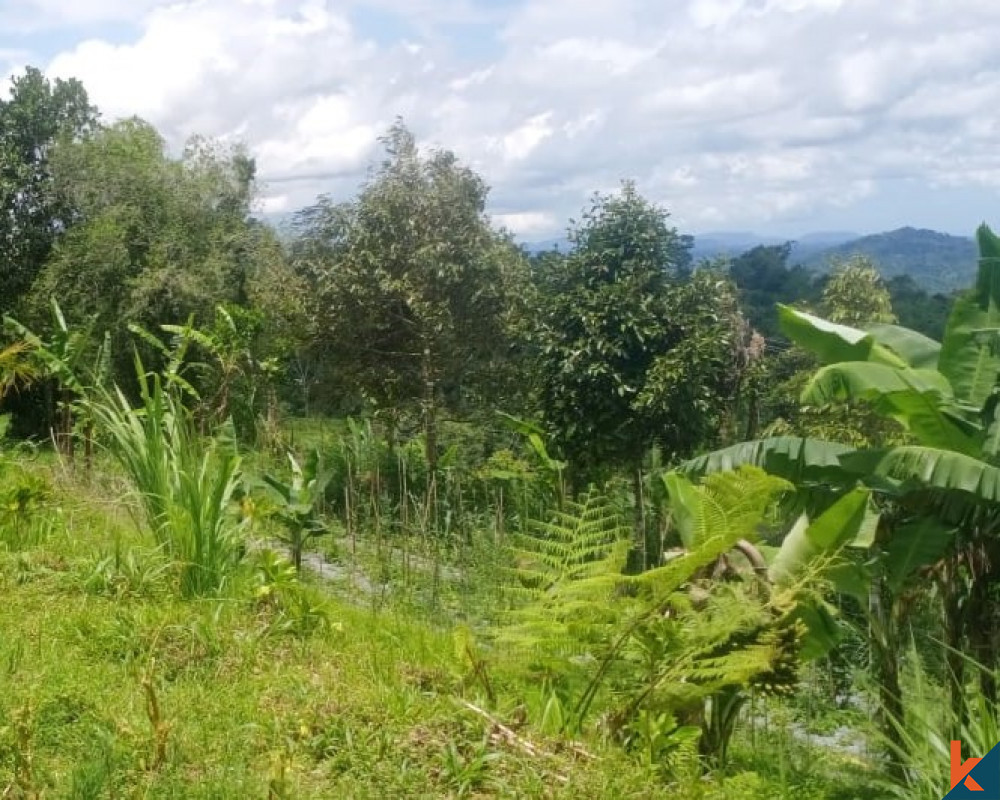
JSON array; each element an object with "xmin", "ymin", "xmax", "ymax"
[{"xmin": 2, "ymin": 0, "xmax": 1000, "ymax": 241}]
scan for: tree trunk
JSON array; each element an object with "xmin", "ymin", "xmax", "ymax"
[
  {"xmin": 632, "ymin": 466, "xmax": 649, "ymax": 571},
  {"xmin": 940, "ymin": 561, "xmax": 967, "ymax": 734},
  {"xmin": 870, "ymin": 576, "xmax": 905, "ymax": 776},
  {"xmin": 84, "ymin": 420, "xmax": 94, "ymax": 475},
  {"xmin": 968, "ymin": 562, "xmax": 999, "ymax": 711},
  {"xmin": 422, "ymin": 347, "xmax": 437, "ymax": 477}
]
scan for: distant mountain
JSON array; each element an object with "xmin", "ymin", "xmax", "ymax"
[
  {"xmin": 803, "ymin": 227, "xmax": 976, "ymax": 294},
  {"xmin": 690, "ymin": 232, "xmax": 783, "ymax": 262},
  {"xmin": 690, "ymin": 230, "xmax": 858, "ymax": 264},
  {"xmin": 524, "ymin": 227, "xmax": 975, "ymax": 294}
]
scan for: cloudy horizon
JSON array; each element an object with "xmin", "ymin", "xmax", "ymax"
[{"xmin": 3, "ymin": 0, "xmax": 999, "ymax": 241}]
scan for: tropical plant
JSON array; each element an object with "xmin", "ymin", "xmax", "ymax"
[
  {"xmin": 6, "ymin": 298, "xmax": 106, "ymax": 461},
  {"xmin": 87, "ymin": 350, "xmax": 245, "ymax": 596},
  {"xmin": 261, "ymin": 449, "xmax": 333, "ymax": 571},
  {"xmin": 680, "ymin": 223, "xmax": 1000, "ymax": 753},
  {"xmin": 0, "ymin": 341, "xmax": 39, "ymax": 402},
  {"xmin": 497, "ymin": 469, "xmax": 809, "ymax": 773}
]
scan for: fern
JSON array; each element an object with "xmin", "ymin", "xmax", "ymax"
[
  {"xmin": 502, "ymin": 488, "xmax": 630, "ymax": 621},
  {"xmin": 494, "ymin": 467, "xmax": 802, "ymax": 768}
]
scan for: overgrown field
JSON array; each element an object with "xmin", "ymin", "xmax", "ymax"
[{"xmin": 0, "ymin": 452, "xmax": 881, "ymax": 799}]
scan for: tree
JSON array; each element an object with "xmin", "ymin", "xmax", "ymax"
[
  {"xmin": 292, "ymin": 121, "xmax": 529, "ymax": 471},
  {"xmin": 531, "ymin": 183, "xmax": 741, "ymax": 477},
  {"xmin": 820, "ymin": 255, "xmax": 896, "ymax": 327},
  {"xmin": 728, "ymin": 243, "xmax": 817, "ymax": 339},
  {"xmin": 27, "ymin": 118, "xmax": 264, "ymax": 388},
  {"xmin": 886, "ymin": 274, "xmax": 953, "ymax": 341},
  {"xmin": 0, "ymin": 66, "xmax": 97, "ymax": 316}
]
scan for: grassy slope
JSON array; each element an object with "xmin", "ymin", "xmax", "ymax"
[
  {"xmin": 0, "ymin": 457, "xmax": 881, "ymax": 798},
  {"xmin": 0, "ymin": 460, "xmax": 659, "ymax": 798}
]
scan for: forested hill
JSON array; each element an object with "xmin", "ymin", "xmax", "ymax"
[
  {"xmin": 685, "ymin": 227, "xmax": 975, "ymax": 294},
  {"xmin": 802, "ymin": 227, "xmax": 976, "ymax": 293}
]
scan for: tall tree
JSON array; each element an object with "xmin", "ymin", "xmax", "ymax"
[
  {"xmin": 728, "ymin": 243, "xmax": 817, "ymax": 339},
  {"xmin": 27, "ymin": 118, "xmax": 262, "ymax": 383},
  {"xmin": 0, "ymin": 67, "xmax": 97, "ymax": 315},
  {"xmin": 293, "ymin": 121, "xmax": 529, "ymax": 469},
  {"xmin": 530, "ymin": 182, "xmax": 742, "ymax": 478}
]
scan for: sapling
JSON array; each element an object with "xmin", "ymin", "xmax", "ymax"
[{"xmin": 262, "ymin": 449, "xmax": 333, "ymax": 571}]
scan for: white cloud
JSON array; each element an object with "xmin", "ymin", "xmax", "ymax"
[
  {"xmin": 6, "ymin": 0, "xmax": 999, "ymax": 237},
  {"xmin": 497, "ymin": 113, "xmax": 554, "ymax": 163}
]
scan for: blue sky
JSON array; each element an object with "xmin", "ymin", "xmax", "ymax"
[{"xmin": 3, "ymin": 0, "xmax": 1000, "ymax": 240}]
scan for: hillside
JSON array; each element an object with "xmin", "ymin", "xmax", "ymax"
[
  {"xmin": 690, "ymin": 231, "xmax": 857, "ymax": 264},
  {"xmin": 804, "ymin": 227, "xmax": 976, "ymax": 293}
]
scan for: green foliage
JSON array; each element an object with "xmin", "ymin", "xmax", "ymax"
[
  {"xmin": 252, "ymin": 550, "xmax": 331, "ymax": 638},
  {"xmin": 27, "ymin": 120, "xmax": 266, "ymax": 389},
  {"xmin": 887, "ymin": 275, "xmax": 953, "ymax": 341},
  {"xmin": 502, "ymin": 488, "xmax": 631, "ymax": 633},
  {"xmin": 260, "ymin": 449, "xmax": 333, "ymax": 571},
  {"xmin": 768, "ymin": 489, "xmax": 873, "ymax": 589},
  {"xmin": 163, "ymin": 304, "xmax": 283, "ymax": 442},
  {"xmin": 292, "ymin": 121, "xmax": 528, "ymax": 427},
  {"xmin": 497, "ymin": 469, "xmax": 801, "ymax": 776},
  {"xmin": 530, "ymin": 184, "xmax": 746, "ymax": 474},
  {"xmin": 82, "ymin": 546, "xmax": 171, "ymax": 600},
  {"xmin": 0, "ymin": 67, "xmax": 97, "ymax": 317},
  {"xmin": 0, "ymin": 460, "xmax": 52, "ymax": 550},
  {"xmin": 728, "ymin": 243, "xmax": 819, "ymax": 339},
  {"xmin": 696, "ymin": 223, "xmax": 1000, "ymax": 765},
  {"xmin": 878, "ymin": 644, "xmax": 1000, "ymax": 800},
  {"xmin": 87, "ymin": 352, "xmax": 245, "ymax": 596},
  {"xmin": 682, "ymin": 436, "xmax": 856, "ymax": 487},
  {"xmin": 820, "ymin": 255, "xmax": 896, "ymax": 327}
]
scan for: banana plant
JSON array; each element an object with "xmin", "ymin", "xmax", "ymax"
[
  {"xmin": 680, "ymin": 223, "xmax": 1000, "ymax": 739},
  {"xmin": 261, "ymin": 449, "xmax": 333, "ymax": 571},
  {"xmin": 5, "ymin": 299, "xmax": 105, "ymax": 464}
]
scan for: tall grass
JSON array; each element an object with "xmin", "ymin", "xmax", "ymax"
[
  {"xmin": 879, "ymin": 642, "xmax": 1000, "ymax": 799},
  {"xmin": 88, "ymin": 354, "xmax": 244, "ymax": 596}
]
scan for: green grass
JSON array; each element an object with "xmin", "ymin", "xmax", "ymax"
[
  {"xmin": 0, "ymin": 456, "xmax": 655, "ymax": 798},
  {"xmin": 0, "ymin": 454, "xmax": 885, "ymax": 798}
]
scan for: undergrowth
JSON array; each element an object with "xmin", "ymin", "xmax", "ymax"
[{"xmin": 0, "ymin": 452, "xmax": 883, "ymax": 798}]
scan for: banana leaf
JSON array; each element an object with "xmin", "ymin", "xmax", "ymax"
[
  {"xmin": 801, "ymin": 362, "xmax": 980, "ymax": 454},
  {"xmin": 681, "ymin": 436, "xmax": 856, "ymax": 486},
  {"xmin": 938, "ymin": 223, "xmax": 1000, "ymax": 411},
  {"xmin": 841, "ymin": 446, "xmax": 1000, "ymax": 502},
  {"xmin": 769, "ymin": 488, "xmax": 873, "ymax": 587},
  {"xmin": 778, "ymin": 305, "xmax": 907, "ymax": 368}
]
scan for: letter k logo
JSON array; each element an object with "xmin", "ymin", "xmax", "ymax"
[{"xmin": 953, "ymin": 741, "xmax": 985, "ymax": 791}]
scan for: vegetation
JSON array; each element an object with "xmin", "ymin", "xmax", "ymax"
[
  {"xmin": 0, "ymin": 64, "xmax": 993, "ymax": 798},
  {"xmin": 802, "ymin": 227, "xmax": 977, "ymax": 294}
]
